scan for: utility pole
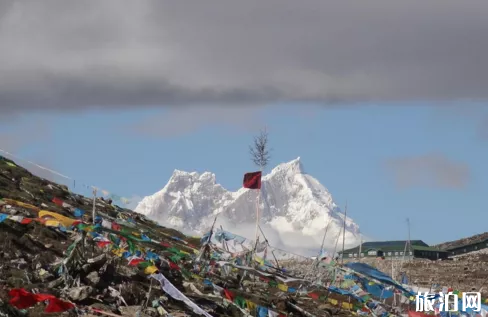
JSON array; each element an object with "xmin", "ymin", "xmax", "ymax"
[
  {"xmin": 341, "ymin": 202, "xmax": 347, "ymax": 265},
  {"xmin": 92, "ymin": 188, "xmax": 97, "ymax": 224},
  {"xmin": 358, "ymin": 231, "xmax": 362, "ymax": 262}
]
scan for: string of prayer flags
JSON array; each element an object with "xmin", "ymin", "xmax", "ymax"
[{"xmin": 150, "ymin": 273, "xmax": 213, "ymax": 317}]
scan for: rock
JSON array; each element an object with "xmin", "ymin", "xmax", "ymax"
[
  {"xmin": 84, "ymin": 271, "xmax": 100, "ymax": 285},
  {"xmin": 119, "ymin": 305, "xmax": 152, "ymax": 316},
  {"xmin": 68, "ymin": 286, "xmax": 94, "ymax": 301},
  {"xmin": 37, "ymin": 268, "xmax": 53, "ymax": 282}
]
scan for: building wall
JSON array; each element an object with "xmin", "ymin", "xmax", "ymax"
[
  {"xmin": 413, "ymin": 249, "xmax": 449, "ymax": 260},
  {"xmin": 448, "ymin": 239, "xmax": 488, "ymax": 256},
  {"xmin": 343, "ymin": 249, "xmax": 414, "ymax": 259}
]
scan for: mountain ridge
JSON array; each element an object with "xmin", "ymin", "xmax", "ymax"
[{"xmin": 135, "ymin": 157, "xmax": 362, "ymax": 254}]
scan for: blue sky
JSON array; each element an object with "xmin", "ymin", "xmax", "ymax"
[{"xmin": 1, "ymin": 103, "xmax": 486, "ymax": 245}]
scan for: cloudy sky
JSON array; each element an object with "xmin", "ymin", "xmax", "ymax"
[{"xmin": 1, "ymin": 0, "xmax": 488, "ymax": 246}]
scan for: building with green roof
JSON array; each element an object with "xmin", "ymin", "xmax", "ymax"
[{"xmin": 339, "ymin": 240, "xmax": 449, "ymax": 261}]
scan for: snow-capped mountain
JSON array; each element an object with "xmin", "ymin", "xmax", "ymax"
[{"xmin": 135, "ymin": 158, "xmax": 362, "ymax": 255}]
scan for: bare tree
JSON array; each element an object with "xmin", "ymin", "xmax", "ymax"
[{"xmin": 249, "ymin": 128, "xmax": 271, "ymax": 170}]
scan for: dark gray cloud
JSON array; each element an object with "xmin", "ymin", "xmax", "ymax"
[
  {"xmin": 384, "ymin": 153, "xmax": 470, "ymax": 189},
  {"xmin": 2, "ymin": 0, "xmax": 488, "ymax": 113}
]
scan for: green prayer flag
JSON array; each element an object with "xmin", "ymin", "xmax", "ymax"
[
  {"xmin": 234, "ymin": 296, "xmax": 246, "ymax": 309},
  {"xmin": 137, "ymin": 261, "xmax": 153, "ymax": 269},
  {"xmin": 127, "ymin": 239, "xmax": 135, "ymax": 254}
]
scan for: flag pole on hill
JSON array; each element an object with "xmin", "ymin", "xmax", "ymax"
[
  {"xmin": 92, "ymin": 188, "xmax": 97, "ymax": 224},
  {"xmin": 247, "ymin": 128, "xmax": 270, "ymax": 263},
  {"xmin": 258, "ymin": 225, "xmax": 281, "ymax": 270},
  {"xmin": 341, "ymin": 201, "xmax": 347, "ymax": 265}
]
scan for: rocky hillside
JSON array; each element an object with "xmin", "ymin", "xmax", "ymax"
[
  {"xmin": 0, "ymin": 155, "xmax": 360, "ymax": 317},
  {"xmin": 435, "ymin": 232, "xmax": 488, "ymax": 250},
  {"xmin": 344, "ymin": 253, "xmax": 488, "ymax": 299}
]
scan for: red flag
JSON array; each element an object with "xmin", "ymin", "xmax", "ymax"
[
  {"xmin": 243, "ymin": 171, "xmax": 262, "ymax": 189},
  {"xmin": 8, "ymin": 288, "xmax": 74, "ymax": 313},
  {"xmin": 45, "ymin": 298, "xmax": 75, "ymax": 313},
  {"xmin": 128, "ymin": 258, "xmax": 144, "ymax": 266},
  {"xmin": 96, "ymin": 241, "xmax": 111, "ymax": 248},
  {"xmin": 52, "ymin": 198, "xmax": 63, "ymax": 206},
  {"xmin": 223, "ymin": 289, "xmax": 234, "ymax": 301},
  {"xmin": 20, "ymin": 218, "xmax": 33, "ymax": 225},
  {"xmin": 408, "ymin": 311, "xmax": 432, "ymax": 317},
  {"xmin": 168, "ymin": 261, "xmax": 181, "ymax": 271},
  {"xmin": 9, "ymin": 288, "xmax": 42, "ymax": 309}
]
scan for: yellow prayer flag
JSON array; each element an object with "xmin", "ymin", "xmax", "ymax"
[
  {"xmin": 45, "ymin": 220, "xmax": 61, "ymax": 227},
  {"xmin": 246, "ymin": 300, "xmax": 257, "ymax": 313},
  {"xmin": 342, "ymin": 302, "xmax": 352, "ymax": 309},
  {"xmin": 277, "ymin": 284, "xmax": 288, "ymax": 292},
  {"xmin": 144, "ymin": 265, "xmax": 159, "ymax": 274},
  {"xmin": 112, "ymin": 248, "xmax": 126, "ymax": 257},
  {"xmin": 328, "ymin": 298, "xmax": 338, "ymax": 305},
  {"xmin": 38, "ymin": 210, "xmax": 76, "ymax": 228}
]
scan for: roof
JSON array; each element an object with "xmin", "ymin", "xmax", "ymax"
[
  {"xmin": 436, "ymin": 232, "xmax": 488, "ymax": 251},
  {"xmin": 412, "ymin": 245, "xmax": 448, "ymax": 252},
  {"xmin": 340, "ymin": 240, "xmax": 429, "ymax": 254},
  {"xmin": 445, "ymin": 237, "xmax": 488, "ymax": 251}
]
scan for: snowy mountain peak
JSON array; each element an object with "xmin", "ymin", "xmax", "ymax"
[
  {"xmin": 168, "ymin": 170, "xmax": 217, "ymax": 188},
  {"xmin": 135, "ymin": 158, "xmax": 361, "ymax": 254},
  {"xmin": 268, "ymin": 156, "xmax": 303, "ymax": 176}
]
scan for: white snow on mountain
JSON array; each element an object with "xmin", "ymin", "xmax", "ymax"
[{"xmin": 135, "ymin": 157, "xmax": 362, "ymax": 256}]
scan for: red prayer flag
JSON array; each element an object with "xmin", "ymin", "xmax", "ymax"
[
  {"xmin": 308, "ymin": 292, "xmax": 319, "ymax": 300},
  {"xmin": 128, "ymin": 258, "xmax": 144, "ymax": 266},
  {"xmin": 111, "ymin": 223, "xmax": 121, "ymax": 231},
  {"xmin": 223, "ymin": 289, "xmax": 234, "ymax": 301},
  {"xmin": 9, "ymin": 288, "xmax": 42, "ymax": 309},
  {"xmin": 8, "ymin": 288, "xmax": 74, "ymax": 313},
  {"xmin": 408, "ymin": 311, "xmax": 433, "ymax": 317},
  {"xmin": 52, "ymin": 198, "xmax": 63, "ymax": 206},
  {"xmin": 45, "ymin": 298, "xmax": 75, "ymax": 313},
  {"xmin": 168, "ymin": 261, "xmax": 181, "ymax": 271},
  {"xmin": 243, "ymin": 171, "xmax": 262, "ymax": 189},
  {"xmin": 20, "ymin": 218, "xmax": 33, "ymax": 224},
  {"xmin": 97, "ymin": 241, "xmax": 111, "ymax": 248}
]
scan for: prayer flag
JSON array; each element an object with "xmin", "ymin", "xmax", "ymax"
[{"xmin": 243, "ymin": 171, "xmax": 262, "ymax": 189}]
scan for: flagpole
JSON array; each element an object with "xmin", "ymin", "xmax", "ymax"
[
  {"xmin": 251, "ymin": 174, "xmax": 261, "ymax": 267},
  {"xmin": 259, "ymin": 225, "xmax": 281, "ymax": 270},
  {"xmin": 255, "ymin": 180, "xmax": 261, "ymax": 244},
  {"xmin": 341, "ymin": 202, "xmax": 347, "ymax": 265},
  {"xmin": 358, "ymin": 230, "xmax": 362, "ymax": 262},
  {"xmin": 92, "ymin": 188, "xmax": 97, "ymax": 224}
]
